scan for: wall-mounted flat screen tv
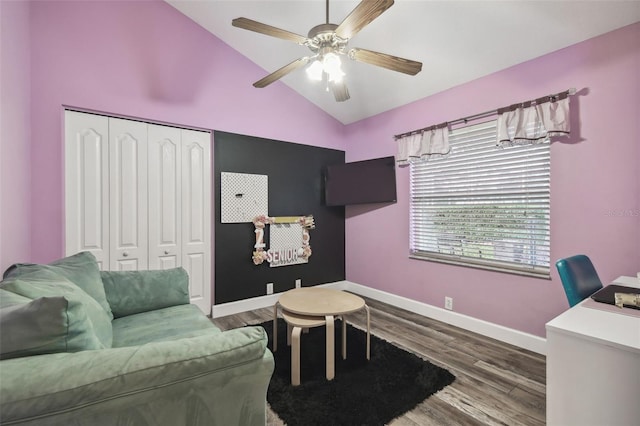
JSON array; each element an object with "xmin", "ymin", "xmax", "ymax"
[{"xmin": 324, "ymin": 156, "xmax": 397, "ymax": 206}]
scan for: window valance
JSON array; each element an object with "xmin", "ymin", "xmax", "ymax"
[
  {"xmin": 394, "ymin": 88, "xmax": 575, "ymax": 162},
  {"xmin": 396, "ymin": 124, "xmax": 450, "ymax": 166},
  {"xmin": 497, "ymin": 95, "xmax": 570, "ymax": 147}
]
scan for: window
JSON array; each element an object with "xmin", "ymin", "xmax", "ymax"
[{"xmin": 410, "ymin": 120, "xmax": 550, "ymax": 278}]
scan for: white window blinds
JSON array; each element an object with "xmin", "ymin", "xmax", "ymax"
[{"xmin": 410, "ymin": 120, "xmax": 550, "ymax": 277}]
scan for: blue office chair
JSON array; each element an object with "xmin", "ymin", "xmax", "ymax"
[{"xmin": 555, "ymin": 254, "xmax": 604, "ymax": 307}]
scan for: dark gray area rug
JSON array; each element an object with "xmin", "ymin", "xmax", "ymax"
[{"xmin": 258, "ymin": 318, "xmax": 456, "ymax": 426}]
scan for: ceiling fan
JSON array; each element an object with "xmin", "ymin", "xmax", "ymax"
[{"xmin": 232, "ymin": 0, "xmax": 423, "ymax": 102}]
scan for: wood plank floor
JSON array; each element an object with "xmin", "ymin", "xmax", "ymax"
[{"xmin": 211, "ymin": 296, "xmax": 546, "ymax": 426}]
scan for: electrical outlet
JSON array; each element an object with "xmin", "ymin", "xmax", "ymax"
[
  {"xmin": 445, "ymin": 297, "xmax": 453, "ymax": 310},
  {"xmin": 295, "ymin": 279, "xmax": 301, "ymax": 288},
  {"xmin": 266, "ymin": 283, "xmax": 273, "ymax": 295}
]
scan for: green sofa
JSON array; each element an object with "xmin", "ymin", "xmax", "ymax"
[{"xmin": 0, "ymin": 252, "xmax": 274, "ymax": 425}]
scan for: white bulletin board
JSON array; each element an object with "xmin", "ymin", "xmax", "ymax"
[{"xmin": 220, "ymin": 172, "xmax": 268, "ymax": 223}]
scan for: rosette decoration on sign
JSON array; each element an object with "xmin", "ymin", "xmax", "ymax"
[{"xmin": 252, "ymin": 215, "xmax": 315, "ymax": 267}]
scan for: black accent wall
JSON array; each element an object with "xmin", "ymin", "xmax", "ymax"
[{"xmin": 214, "ymin": 131, "xmax": 345, "ymax": 304}]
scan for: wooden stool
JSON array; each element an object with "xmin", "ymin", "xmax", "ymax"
[
  {"xmin": 271, "ymin": 288, "xmax": 371, "ymax": 386},
  {"xmin": 281, "ymin": 311, "xmax": 342, "ymax": 386}
]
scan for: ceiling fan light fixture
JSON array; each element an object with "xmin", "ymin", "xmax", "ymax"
[
  {"xmin": 322, "ymin": 52, "xmax": 341, "ymax": 73},
  {"xmin": 307, "ymin": 51, "xmax": 344, "ymax": 83},
  {"xmin": 328, "ymin": 67, "xmax": 345, "ymax": 83},
  {"xmin": 306, "ymin": 60, "xmax": 324, "ymax": 81},
  {"xmin": 322, "ymin": 51, "xmax": 344, "ymax": 82}
]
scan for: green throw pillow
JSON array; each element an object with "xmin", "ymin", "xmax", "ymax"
[
  {"xmin": 0, "ymin": 295, "xmax": 103, "ymax": 359},
  {"xmin": 101, "ymin": 267, "xmax": 190, "ymax": 318},
  {"xmin": 0, "ymin": 269, "xmax": 113, "ymax": 348},
  {"xmin": 3, "ymin": 252, "xmax": 113, "ymax": 320}
]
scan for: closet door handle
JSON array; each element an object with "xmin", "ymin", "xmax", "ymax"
[
  {"xmin": 164, "ymin": 250, "xmax": 169, "ymax": 255},
  {"xmin": 122, "ymin": 252, "xmax": 129, "ymax": 257}
]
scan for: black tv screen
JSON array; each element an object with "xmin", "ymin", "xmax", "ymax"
[{"xmin": 324, "ymin": 156, "xmax": 397, "ymax": 206}]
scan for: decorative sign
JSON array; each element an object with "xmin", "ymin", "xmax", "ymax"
[
  {"xmin": 220, "ymin": 172, "xmax": 268, "ymax": 223},
  {"xmin": 253, "ymin": 215, "xmax": 315, "ymax": 267}
]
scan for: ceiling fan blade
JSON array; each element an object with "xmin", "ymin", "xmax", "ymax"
[
  {"xmin": 335, "ymin": 0, "xmax": 394, "ymax": 40},
  {"xmin": 253, "ymin": 57, "xmax": 310, "ymax": 88},
  {"xmin": 349, "ymin": 48, "xmax": 422, "ymax": 75},
  {"xmin": 330, "ymin": 80, "xmax": 350, "ymax": 102},
  {"xmin": 232, "ymin": 17, "xmax": 308, "ymax": 45}
]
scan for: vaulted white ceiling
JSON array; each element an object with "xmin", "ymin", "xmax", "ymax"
[{"xmin": 166, "ymin": 0, "xmax": 640, "ymax": 124}]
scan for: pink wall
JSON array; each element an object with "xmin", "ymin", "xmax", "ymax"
[
  {"xmin": 28, "ymin": 0, "xmax": 346, "ymax": 263},
  {"xmin": 0, "ymin": 1, "xmax": 32, "ymax": 272},
  {"xmin": 5, "ymin": 0, "xmax": 638, "ymax": 337},
  {"xmin": 344, "ymin": 23, "xmax": 640, "ymax": 337}
]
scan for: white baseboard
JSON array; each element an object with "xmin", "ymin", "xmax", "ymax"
[
  {"xmin": 212, "ymin": 280, "xmax": 546, "ymax": 355},
  {"xmin": 344, "ymin": 281, "xmax": 546, "ymax": 355}
]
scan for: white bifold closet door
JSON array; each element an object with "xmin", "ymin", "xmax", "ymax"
[
  {"xmin": 147, "ymin": 125, "xmax": 212, "ymax": 310},
  {"xmin": 178, "ymin": 129, "xmax": 211, "ymax": 312},
  {"xmin": 64, "ymin": 111, "xmax": 110, "ymax": 270},
  {"xmin": 109, "ymin": 118, "xmax": 148, "ymax": 271},
  {"xmin": 64, "ymin": 110, "xmax": 212, "ymax": 314},
  {"xmin": 148, "ymin": 124, "xmax": 182, "ymax": 270}
]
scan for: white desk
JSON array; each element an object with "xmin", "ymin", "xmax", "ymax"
[{"xmin": 546, "ymin": 276, "xmax": 640, "ymax": 426}]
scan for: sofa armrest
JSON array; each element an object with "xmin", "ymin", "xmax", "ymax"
[
  {"xmin": 0, "ymin": 326, "xmax": 274, "ymax": 426},
  {"xmin": 101, "ymin": 268, "xmax": 190, "ymax": 318}
]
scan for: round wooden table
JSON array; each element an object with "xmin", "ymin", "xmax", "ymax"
[{"xmin": 273, "ymin": 287, "xmax": 370, "ymax": 386}]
